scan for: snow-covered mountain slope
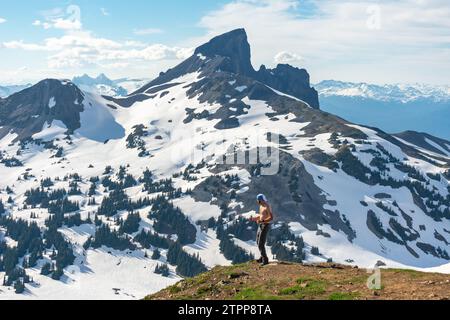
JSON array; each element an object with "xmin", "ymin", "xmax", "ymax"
[
  {"xmin": 1, "ymin": 29, "xmax": 450, "ymax": 300},
  {"xmin": 72, "ymin": 74, "xmax": 148, "ymax": 98},
  {"xmin": 0, "ymin": 84, "xmax": 32, "ymax": 98},
  {"xmin": 316, "ymin": 80, "xmax": 450, "ymax": 140}
]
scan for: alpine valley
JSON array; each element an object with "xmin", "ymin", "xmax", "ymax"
[{"xmin": 1, "ymin": 29, "xmax": 449, "ymax": 300}]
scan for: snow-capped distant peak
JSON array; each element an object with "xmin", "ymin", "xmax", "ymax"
[
  {"xmin": 316, "ymin": 80, "xmax": 450, "ymax": 103},
  {"xmin": 72, "ymin": 74, "xmax": 148, "ymax": 97}
]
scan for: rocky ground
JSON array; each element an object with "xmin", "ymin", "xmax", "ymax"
[{"xmin": 147, "ymin": 261, "xmax": 450, "ymax": 300}]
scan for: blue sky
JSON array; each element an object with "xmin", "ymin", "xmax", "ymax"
[{"xmin": 0, "ymin": 0, "xmax": 449, "ymax": 85}]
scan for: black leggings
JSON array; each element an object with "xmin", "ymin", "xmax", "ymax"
[{"xmin": 256, "ymin": 224, "xmax": 270, "ymax": 260}]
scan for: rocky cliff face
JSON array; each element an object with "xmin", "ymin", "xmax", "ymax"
[
  {"xmin": 0, "ymin": 79, "xmax": 84, "ymax": 141},
  {"xmin": 256, "ymin": 64, "xmax": 320, "ymax": 109},
  {"xmin": 132, "ymin": 29, "xmax": 319, "ymax": 108}
]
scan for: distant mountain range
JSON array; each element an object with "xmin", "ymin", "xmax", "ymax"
[
  {"xmin": 316, "ymin": 80, "xmax": 450, "ymax": 140},
  {"xmin": 0, "ymin": 84, "xmax": 32, "ymax": 98},
  {"xmin": 72, "ymin": 73, "xmax": 148, "ymax": 97},
  {"xmin": 3, "ymin": 77, "xmax": 449, "ymax": 141}
]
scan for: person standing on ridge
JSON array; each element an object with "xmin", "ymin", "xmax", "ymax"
[{"xmin": 250, "ymin": 194, "xmax": 274, "ymax": 266}]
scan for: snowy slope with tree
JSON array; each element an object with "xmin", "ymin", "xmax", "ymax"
[{"xmin": 1, "ymin": 29, "xmax": 449, "ymax": 300}]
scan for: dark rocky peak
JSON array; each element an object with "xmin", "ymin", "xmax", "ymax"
[
  {"xmin": 132, "ymin": 29, "xmax": 319, "ymax": 110},
  {"xmin": 0, "ymin": 79, "xmax": 85, "ymax": 141},
  {"xmin": 256, "ymin": 64, "xmax": 320, "ymax": 109},
  {"xmin": 132, "ymin": 29, "xmax": 255, "ymax": 95},
  {"xmin": 194, "ymin": 28, "xmax": 255, "ymax": 76}
]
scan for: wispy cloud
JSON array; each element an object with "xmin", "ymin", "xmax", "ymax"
[
  {"xmin": 1, "ymin": 4, "xmax": 192, "ymax": 71},
  {"xmin": 3, "ymin": 32, "xmax": 192, "ymax": 68},
  {"xmin": 133, "ymin": 28, "xmax": 164, "ymax": 36},
  {"xmin": 101, "ymin": 8, "xmax": 109, "ymax": 16},
  {"xmin": 196, "ymin": 0, "xmax": 450, "ymax": 84},
  {"xmin": 0, "ymin": 18, "xmax": 6, "ymax": 24}
]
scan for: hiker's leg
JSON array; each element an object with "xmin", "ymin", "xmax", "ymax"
[
  {"xmin": 255, "ymin": 225, "xmax": 263, "ymax": 262},
  {"xmin": 258, "ymin": 225, "xmax": 270, "ymax": 260}
]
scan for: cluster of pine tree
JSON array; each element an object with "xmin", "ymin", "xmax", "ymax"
[
  {"xmin": 84, "ymin": 224, "xmax": 136, "ymax": 251},
  {"xmin": 0, "ymin": 157, "xmax": 23, "ymax": 167},
  {"xmin": 0, "ymin": 216, "xmax": 75, "ymax": 290},
  {"xmin": 154, "ymin": 263, "xmax": 170, "ymax": 277},
  {"xmin": 0, "ymin": 217, "xmax": 43, "ymax": 274},
  {"xmin": 134, "ymin": 230, "xmax": 171, "ymax": 249},
  {"xmin": 140, "ymin": 169, "xmax": 182, "ymax": 198},
  {"xmin": 97, "ymin": 180, "xmax": 153, "ymax": 217},
  {"xmin": 126, "ymin": 124, "xmax": 148, "ymax": 157},
  {"xmin": 267, "ymin": 223, "xmax": 305, "ymax": 263},
  {"xmin": 166, "ymin": 242, "xmax": 207, "ymax": 277},
  {"xmin": 43, "ymin": 226, "xmax": 76, "ymax": 280},
  {"xmin": 118, "ymin": 212, "xmax": 141, "ymax": 234},
  {"xmin": 216, "ymin": 223, "xmax": 254, "ymax": 264},
  {"xmin": 225, "ymin": 218, "xmax": 257, "ymax": 242},
  {"xmin": 40, "ymin": 177, "xmax": 54, "ymax": 188},
  {"xmin": 102, "ymin": 173, "xmax": 137, "ymax": 191},
  {"xmin": 149, "ymin": 196, "xmax": 197, "ymax": 245},
  {"xmin": 336, "ymin": 145, "xmax": 450, "ymax": 221}
]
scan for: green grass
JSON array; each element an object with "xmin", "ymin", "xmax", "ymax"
[
  {"xmin": 340, "ymin": 274, "xmax": 368, "ymax": 285},
  {"xmin": 196, "ymin": 285, "xmax": 216, "ymax": 296},
  {"xmin": 233, "ymin": 287, "xmax": 280, "ymax": 300},
  {"xmin": 389, "ymin": 268, "xmax": 424, "ymax": 278},
  {"xmin": 328, "ymin": 292, "xmax": 360, "ymax": 300},
  {"xmin": 279, "ymin": 277, "xmax": 327, "ymax": 299},
  {"xmin": 169, "ymin": 285, "xmax": 183, "ymax": 294}
]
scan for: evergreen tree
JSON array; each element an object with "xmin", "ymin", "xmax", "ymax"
[
  {"xmin": 167, "ymin": 242, "xmax": 207, "ymax": 277},
  {"xmin": 40, "ymin": 262, "xmax": 52, "ymax": 276},
  {"xmin": 52, "ymin": 268, "xmax": 64, "ymax": 280},
  {"xmin": 216, "ymin": 223, "xmax": 254, "ymax": 264},
  {"xmin": 14, "ymin": 279, "xmax": 25, "ymax": 294},
  {"xmin": 151, "ymin": 249, "xmax": 161, "ymax": 260},
  {"xmin": 134, "ymin": 230, "xmax": 171, "ymax": 249},
  {"xmin": 119, "ymin": 212, "xmax": 141, "ymax": 234},
  {"xmin": 87, "ymin": 224, "xmax": 136, "ymax": 251},
  {"xmin": 40, "ymin": 177, "xmax": 54, "ymax": 188},
  {"xmin": 149, "ymin": 196, "xmax": 196, "ymax": 245},
  {"xmin": 154, "ymin": 263, "xmax": 170, "ymax": 277},
  {"xmin": 88, "ymin": 183, "xmax": 97, "ymax": 196}
]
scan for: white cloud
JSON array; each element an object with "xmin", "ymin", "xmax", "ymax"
[
  {"xmin": 2, "ymin": 30, "xmax": 192, "ymax": 69},
  {"xmin": 52, "ymin": 18, "xmax": 82, "ymax": 30},
  {"xmin": 274, "ymin": 51, "xmax": 303, "ymax": 65},
  {"xmin": 133, "ymin": 28, "xmax": 164, "ymax": 35},
  {"xmin": 2, "ymin": 5, "xmax": 192, "ymax": 72},
  {"xmin": 0, "ymin": 18, "xmax": 6, "ymax": 24},
  {"xmin": 33, "ymin": 20, "xmax": 52, "ymax": 29},
  {"xmin": 196, "ymin": 0, "xmax": 450, "ymax": 84},
  {"xmin": 3, "ymin": 40, "xmax": 49, "ymax": 51}
]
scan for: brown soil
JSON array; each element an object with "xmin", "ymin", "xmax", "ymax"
[{"xmin": 146, "ymin": 261, "xmax": 450, "ymax": 301}]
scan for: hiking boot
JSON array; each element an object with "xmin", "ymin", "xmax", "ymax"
[
  {"xmin": 260, "ymin": 258, "xmax": 269, "ymax": 266},
  {"xmin": 255, "ymin": 257, "xmax": 263, "ymax": 263}
]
